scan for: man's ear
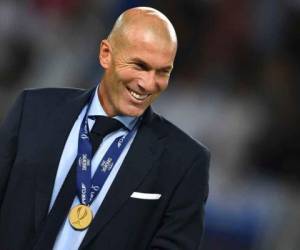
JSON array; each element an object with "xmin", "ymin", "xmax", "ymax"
[{"xmin": 99, "ymin": 40, "xmax": 111, "ymax": 69}]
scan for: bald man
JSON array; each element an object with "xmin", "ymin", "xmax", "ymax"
[{"xmin": 0, "ymin": 7, "xmax": 210, "ymax": 250}]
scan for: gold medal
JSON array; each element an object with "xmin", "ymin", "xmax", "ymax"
[{"xmin": 68, "ymin": 204, "xmax": 93, "ymax": 230}]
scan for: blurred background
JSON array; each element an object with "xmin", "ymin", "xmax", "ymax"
[{"xmin": 0, "ymin": 0, "xmax": 299, "ymax": 249}]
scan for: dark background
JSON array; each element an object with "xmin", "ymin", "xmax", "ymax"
[{"xmin": 1, "ymin": 1, "xmax": 299, "ymax": 249}]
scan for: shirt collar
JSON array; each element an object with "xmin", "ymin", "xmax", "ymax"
[{"xmin": 87, "ymin": 85, "xmax": 139, "ymax": 130}]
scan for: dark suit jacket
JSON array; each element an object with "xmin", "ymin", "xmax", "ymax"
[{"xmin": 0, "ymin": 87, "xmax": 210, "ymax": 250}]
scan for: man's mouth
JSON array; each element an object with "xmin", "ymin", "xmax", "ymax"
[{"xmin": 128, "ymin": 88, "xmax": 149, "ymax": 101}]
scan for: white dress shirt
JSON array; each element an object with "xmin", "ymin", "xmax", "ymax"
[{"xmin": 49, "ymin": 87, "xmax": 138, "ymax": 250}]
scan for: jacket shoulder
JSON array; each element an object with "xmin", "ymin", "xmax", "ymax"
[
  {"xmin": 20, "ymin": 87, "xmax": 90, "ymax": 107},
  {"xmin": 23, "ymin": 87, "xmax": 85, "ymax": 99},
  {"xmin": 152, "ymin": 112, "xmax": 210, "ymax": 158}
]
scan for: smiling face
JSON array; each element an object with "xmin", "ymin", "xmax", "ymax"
[{"xmin": 98, "ymin": 7, "xmax": 177, "ymax": 117}]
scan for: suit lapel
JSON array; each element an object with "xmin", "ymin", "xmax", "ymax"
[
  {"xmin": 34, "ymin": 87, "xmax": 95, "ymax": 231},
  {"xmin": 80, "ymin": 108, "xmax": 166, "ymax": 249}
]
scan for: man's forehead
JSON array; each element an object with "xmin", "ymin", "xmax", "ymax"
[
  {"xmin": 125, "ymin": 17, "xmax": 176, "ymax": 46},
  {"xmin": 122, "ymin": 34, "xmax": 176, "ymax": 62},
  {"xmin": 121, "ymin": 21, "xmax": 177, "ymax": 56}
]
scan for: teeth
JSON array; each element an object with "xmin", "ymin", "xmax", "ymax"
[{"xmin": 129, "ymin": 90, "xmax": 148, "ymax": 100}]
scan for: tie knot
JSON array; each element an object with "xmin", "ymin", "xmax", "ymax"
[{"xmin": 90, "ymin": 116, "xmax": 125, "ymax": 137}]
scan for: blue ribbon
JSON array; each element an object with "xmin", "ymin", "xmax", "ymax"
[{"xmin": 76, "ymin": 93, "xmax": 138, "ymax": 206}]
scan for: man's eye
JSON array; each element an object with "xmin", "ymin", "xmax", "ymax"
[
  {"xmin": 159, "ymin": 70, "xmax": 171, "ymax": 76},
  {"xmin": 133, "ymin": 63, "xmax": 147, "ymax": 71},
  {"xmin": 134, "ymin": 64, "xmax": 142, "ymax": 69}
]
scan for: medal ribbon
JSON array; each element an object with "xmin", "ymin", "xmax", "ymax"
[{"xmin": 76, "ymin": 93, "xmax": 138, "ymax": 206}]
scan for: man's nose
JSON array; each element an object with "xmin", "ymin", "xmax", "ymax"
[{"xmin": 138, "ymin": 70, "xmax": 157, "ymax": 92}]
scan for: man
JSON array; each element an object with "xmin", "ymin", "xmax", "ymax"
[{"xmin": 0, "ymin": 6, "xmax": 210, "ymax": 250}]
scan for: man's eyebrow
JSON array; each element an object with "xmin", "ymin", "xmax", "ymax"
[
  {"xmin": 131, "ymin": 58, "xmax": 151, "ymax": 69},
  {"xmin": 131, "ymin": 58, "xmax": 173, "ymax": 71},
  {"xmin": 160, "ymin": 65, "xmax": 173, "ymax": 71}
]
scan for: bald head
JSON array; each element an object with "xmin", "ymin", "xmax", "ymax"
[{"xmin": 108, "ymin": 7, "xmax": 177, "ymax": 54}]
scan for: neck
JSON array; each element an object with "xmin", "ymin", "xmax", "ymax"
[{"xmin": 98, "ymin": 83, "xmax": 115, "ymax": 117}]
